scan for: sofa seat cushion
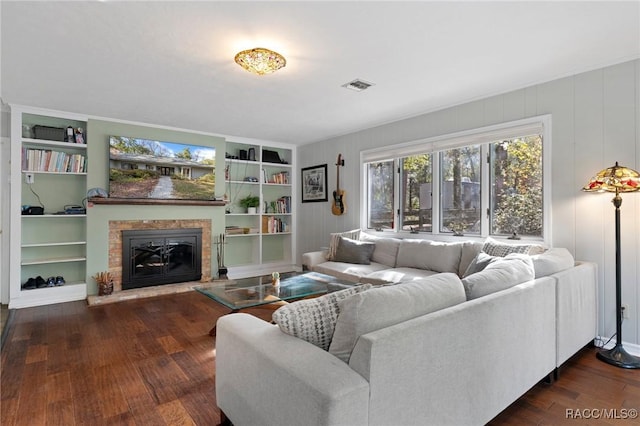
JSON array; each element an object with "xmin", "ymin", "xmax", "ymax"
[
  {"xmin": 396, "ymin": 239, "xmax": 462, "ymax": 274},
  {"xmin": 313, "ymin": 261, "xmax": 390, "ymax": 283},
  {"xmin": 329, "ymin": 273, "xmax": 466, "ymax": 362},
  {"xmin": 462, "ymin": 253, "xmax": 535, "ymax": 300},
  {"xmin": 359, "ymin": 233, "xmax": 402, "ymax": 267},
  {"xmin": 531, "ymin": 247, "xmax": 575, "ymax": 278},
  {"xmin": 272, "ymin": 284, "xmax": 372, "ymax": 350},
  {"xmin": 361, "ymin": 267, "xmax": 439, "ymax": 285}
]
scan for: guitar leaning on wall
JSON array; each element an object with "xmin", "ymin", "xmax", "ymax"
[{"xmin": 331, "ymin": 154, "xmax": 346, "ymax": 215}]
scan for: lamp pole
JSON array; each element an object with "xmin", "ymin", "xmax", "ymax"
[
  {"xmin": 595, "ymin": 189, "xmax": 640, "ymax": 368},
  {"xmin": 583, "ymin": 162, "xmax": 640, "ymax": 368}
]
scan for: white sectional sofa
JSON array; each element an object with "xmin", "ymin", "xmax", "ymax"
[{"xmin": 215, "ymin": 232, "xmax": 597, "ymax": 426}]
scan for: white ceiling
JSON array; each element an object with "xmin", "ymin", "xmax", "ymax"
[{"xmin": 2, "ymin": 1, "xmax": 639, "ymax": 146}]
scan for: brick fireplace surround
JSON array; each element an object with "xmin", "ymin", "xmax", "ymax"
[{"xmin": 87, "ymin": 219, "xmax": 212, "ymax": 306}]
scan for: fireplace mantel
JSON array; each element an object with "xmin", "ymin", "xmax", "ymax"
[{"xmin": 89, "ymin": 197, "xmax": 227, "ymax": 206}]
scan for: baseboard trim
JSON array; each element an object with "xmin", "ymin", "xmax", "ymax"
[{"xmin": 596, "ymin": 336, "xmax": 640, "ymax": 356}]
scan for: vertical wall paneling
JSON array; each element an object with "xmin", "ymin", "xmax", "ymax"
[
  {"xmin": 483, "ymin": 95, "xmax": 504, "ymax": 125},
  {"xmin": 635, "ymin": 60, "xmax": 640, "ymax": 345},
  {"xmin": 502, "ymin": 89, "xmax": 526, "ymax": 123},
  {"xmin": 297, "ymin": 59, "xmax": 640, "ymax": 345},
  {"xmin": 537, "ymin": 76, "xmax": 576, "ymax": 251},
  {"xmin": 455, "ymin": 101, "xmax": 485, "ymax": 132},
  {"xmin": 603, "ymin": 61, "xmax": 638, "ymax": 343},
  {"xmin": 573, "ymin": 69, "xmax": 607, "ymax": 336}
]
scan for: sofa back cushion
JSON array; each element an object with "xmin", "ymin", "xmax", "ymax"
[
  {"xmin": 462, "ymin": 253, "xmax": 535, "ymax": 300},
  {"xmin": 329, "ymin": 273, "xmax": 466, "ymax": 362},
  {"xmin": 531, "ymin": 247, "xmax": 575, "ymax": 278},
  {"xmin": 359, "ymin": 232, "xmax": 401, "ymax": 267},
  {"xmin": 272, "ymin": 284, "xmax": 372, "ymax": 350},
  {"xmin": 395, "ymin": 239, "xmax": 462, "ymax": 274}
]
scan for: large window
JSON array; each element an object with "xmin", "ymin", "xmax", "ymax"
[{"xmin": 362, "ymin": 116, "xmax": 549, "ymax": 241}]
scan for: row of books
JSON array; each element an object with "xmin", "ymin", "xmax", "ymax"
[
  {"xmin": 225, "ymin": 226, "xmax": 259, "ymax": 235},
  {"xmin": 262, "ymin": 216, "xmax": 289, "ymax": 234},
  {"xmin": 22, "ymin": 148, "xmax": 87, "ymax": 173},
  {"xmin": 271, "ymin": 196, "xmax": 291, "ymax": 214},
  {"xmin": 261, "ymin": 169, "xmax": 290, "ymax": 184}
]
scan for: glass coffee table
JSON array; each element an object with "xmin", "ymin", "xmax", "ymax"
[{"xmin": 195, "ymin": 271, "xmax": 355, "ymax": 336}]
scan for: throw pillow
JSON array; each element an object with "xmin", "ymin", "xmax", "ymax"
[
  {"xmin": 461, "ymin": 253, "xmax": 535, "ymax": 300},
  {"xmin": 326, "ymin": 229, "xmax": 361, "ymax": 260},
  {"xmin": 272, "ymin": 284, "xmax": 372, "ymax": 350},
  {"xmin": 458, "ymin": 241, "xmax": 484, "ymax": 277},
  {"xmin": 530, "ymin": 247, "xmax": 575, "ymax": 278},
  {"xmin": 463, "ymin": 252, "xmax": 500, "ymax": 277},
  {"xmin": 482, "ymin": 236, "xmax": 545, "ymax": 257},
  {"xmin": 359, "ymin": 233, "xmax": 401, "ymax": 267},
  {"xmin": 329, "ymin": 273, "xmax": 466, "ymax": 363},
  {"xmin": 334, "ymin": 237, "xmax": 375, "ymax": 265}
]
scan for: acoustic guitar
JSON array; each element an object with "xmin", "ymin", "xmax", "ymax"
[{"xmin": 332, "ymin": 154, "xmax": 346, "ymax": 215}]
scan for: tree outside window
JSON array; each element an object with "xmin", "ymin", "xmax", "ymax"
[
  {"xmin": 367, "ymin": 160, "xmax": 394, "ymax": 230},
  {"xmin": 440, "ymin": 146, "xmax": 481, "ymax": 235},
  {"xmin": 490, "ymin": 135, "xmax": 542, "ymax": 237},
  {"xmin": 401, "ymin": 154, "xmax": 432, "ymax": 232}
]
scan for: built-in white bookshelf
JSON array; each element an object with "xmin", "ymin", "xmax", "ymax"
[
  {"xmin": 224, "ymin": 141, "xmax": 296, "ymax": 278},
  {"xmin": 9, "ymin": 105, "xmax": 89, "ymax": 308}
]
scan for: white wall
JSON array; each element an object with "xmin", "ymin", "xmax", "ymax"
[
  {"xmin": 1, "ymin": 106, "xmax": 9, "ymax": 305},
  {"xmin": 297, "ymin": 59, "xmax": 640, "ymax": 345}
]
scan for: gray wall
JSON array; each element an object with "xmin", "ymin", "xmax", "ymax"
[{"xmin": 297, "ymin": 59, "xmax": 640, "ymax": 345}]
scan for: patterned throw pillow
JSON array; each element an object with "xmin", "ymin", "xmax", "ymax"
[
  {"xmin": 272, "ymin": 284, "xmax": 372, "ymax": 350},
  {"xmin": 326, "ymin": 229, "xmax": 361, "ymax": 260},
  {"xmin": 482, "ymin": 237, "xmax": 544, "ymax": 257}
]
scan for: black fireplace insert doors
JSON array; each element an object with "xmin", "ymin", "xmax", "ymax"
[{"xmin": 122, "ymin": 228, "xmax": 202, "ymax": 290}]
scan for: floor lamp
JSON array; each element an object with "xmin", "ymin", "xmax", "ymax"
[{"xmin": 582, "ymin": 161, "xmax": 640, "ymax": 369}]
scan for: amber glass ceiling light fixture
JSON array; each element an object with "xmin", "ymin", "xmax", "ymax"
[
  {"xmin": 582, "ymin": 161, "xmax": 640, "ymax": 369},
  {"xmin": 234, "ymin": 48, "xmax": 286, "ymax": 75}
]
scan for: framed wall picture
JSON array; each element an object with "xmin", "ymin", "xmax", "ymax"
[{"xmin": 301, "ymin": 164, "xmax": 328, "ymax": 203}]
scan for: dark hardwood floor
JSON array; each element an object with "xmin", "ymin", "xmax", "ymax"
[{"xmin": 1, "ymin": 291, "xmax": 639, "ymax": 425}]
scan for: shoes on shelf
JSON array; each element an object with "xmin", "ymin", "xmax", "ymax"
[
  {"xmin": 22, "ymin": 275, "xmax": 65, "ymax": 290},
  {"xmin": 35, "ymin": 276, "xmax": 47, "ymax": 288},
  {"xmin": 22, "ymin": 277, "xmax": 36, "ymax": 290}
]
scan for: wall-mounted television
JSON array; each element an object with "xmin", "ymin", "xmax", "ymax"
[{"xmin": 109, "ymin": 136, "xmax": 216, "ymax": 200}]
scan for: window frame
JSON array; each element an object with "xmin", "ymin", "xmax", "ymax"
[{"xmin": 360, "ymin": 115, "xmax": 551, "ymax": 244}]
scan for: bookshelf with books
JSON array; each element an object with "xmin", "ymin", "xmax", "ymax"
[
  {"xmin": 224, "ymin": 141, "xmax": 295, "ymax": 277},
  {"xmin": 9, "ymin": 105, "xmax": 89, "ymax": 308}
]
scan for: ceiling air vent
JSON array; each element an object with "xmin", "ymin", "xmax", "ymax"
[{"xmin": 342, "ymin": 79, "xmax": 375, "ymax": 92}]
